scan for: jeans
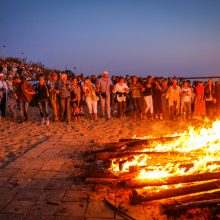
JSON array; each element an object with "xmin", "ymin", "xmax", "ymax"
[
  {"xmin": 60, "ymin": 97, "xmax": 71, "ymax": 123},
  {"xmin": 38, "ymin": 99, "xmax": 49, "ymax": 119},
  {"xmin": 19, "ymin": 99, "xmax": 29, "ymax": 121},
  {"xmin": 51, "ymin": 99, "xmax": 60, "ymax": 120},
  {"xmin": 132, "ymin": 97, "xmax": 142, "ymax": 113},
  {"xmin": 118, "ymin": 101, "xmax": 126, "ymax": 117}
]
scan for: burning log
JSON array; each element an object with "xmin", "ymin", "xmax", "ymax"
[
  {"xmin": 125, "ymin": 172, "xmax": 220, "ymax": 187},
  {"xmin": 78, "ymin": 169, "xmax": 117, "ymax": 178},
  {"xmin": 161, "ymin": 198, "xmax": 220, "ymax": 214},
  {"xmin": 119, "ymin": 136, "xmax": 180, "ymax": 143},
  {"xmin": 85, "ymin": 177, "xmax": 119, "ymax": 185},
  {"xmin": 95, "ymin": 151, "xmax": 197, "ymax": 160},
  {"xmin": 90, "ymin": 141, "xmax": 129, "ymax": 153},
  {"xmin": 160, "ymin": 188, "xmax": 220, "ymax": 208},
  {"xmin": 131, "ymin": 180, "xmax": 220, "ymax": 204},
  {"xmin": 124, "ymin": 160, "xmax": 220, "ymax": 172}
]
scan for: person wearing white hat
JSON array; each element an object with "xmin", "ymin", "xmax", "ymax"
[
  {"xmin": 0, "ymin": 73, "xmax": 8, "ymax": 119},
  {"xmin": 97, "ymin": 71, "xmax": 113, "ymax": 120}
]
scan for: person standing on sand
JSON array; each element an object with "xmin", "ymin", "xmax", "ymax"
[
  {"xmin": 204, "ymin": 79, "xmax": 216, "ymax": 117},
  {"xmin": 0, "ymin": 73, "xmax": 8, "ymax": 119},
  {"xmin": 58, "ymin": 73, "xmax": 71, "ymax": 124},
  {"xmin": 48, "ymin": 72, "xmax": 60, "ymax": 122},
  {"xmin": 83, "ymin": 78, "xmax": 99, "ymax": 121},
  {"xmin": 130, "ymin": 76, "xmax": 143, "ymax": 119},
  {"xmin": 13, "ymin": 75, "xmax": 35, "ymax": 123},
  {"xmin": 7, "ymin": 75, "xmax": 17, "ymax": 121},
  {"xmin": 166, "ymin": 78, "xmax": 182, "ymax": 120},
  {"xmin": 113, "ymin": 77, "xmax": 130, "ymax": 118},
  {"xmin": 35, "ymin": 75, "xmax": 50, "ymax": 125},
  {"xmin": 181, "ymin": 81, "xmax": 192, "ymax": 120},
  {"xmin": 143, "ymin": 76, "xmax": 154, "ymax": 120},
  {"xmin": 152, "ymin": 78, "xmax": 163, "ymax": 120},
  {"xmin": 215, "ymin": 79, "xmax": 220, "ymax": 116},
  {"xmin": 97, "ymin": 71, "xmax": 113, "ymax": 120},
  {"xmin": 161, "ymin": 80, "xmax": 169, "ymax": 120},
  {"xmin": 71, "ymin": 77, "xmax": 81, "ymax": 121},
  {"xmin": 194, "ymin": 81, "xmax": 205, "ymax": 116}
]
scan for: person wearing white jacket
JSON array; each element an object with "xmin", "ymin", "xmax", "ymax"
[{"xmin": 0, "ymin": 73, "xmax": 8, "ymax": 119}]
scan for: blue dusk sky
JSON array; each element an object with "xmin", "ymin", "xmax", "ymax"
[{"xmin": 0, "ymin": 0, "xmax": 220, "ymax": 77}]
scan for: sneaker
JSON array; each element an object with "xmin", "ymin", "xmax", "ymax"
[
  {"xmin": 155, "ymin": 114, "xmax": 159, "ymax": 119},
  {"xmin": 160, "ymin": 115, "xmax": 163, "ymax": 120},
  {"xmin": 46, "ymin": 119, "xmax": 49, "ymax": 126}
]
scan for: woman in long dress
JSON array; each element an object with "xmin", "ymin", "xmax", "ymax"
[{"xmin": 194, "ymin": 81, "xmax": 205, "ymax": 116}]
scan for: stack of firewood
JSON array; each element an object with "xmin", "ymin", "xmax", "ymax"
[{"xmin": 80, "ymin": 137, "xmax": 220, "ymax": 217}]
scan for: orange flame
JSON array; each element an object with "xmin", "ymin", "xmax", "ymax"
[{"xmin": 110, "ymin": 119, "xmax": 220, "ymax": 181}]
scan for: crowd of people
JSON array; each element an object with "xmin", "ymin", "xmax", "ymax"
[{"xmin": 0, "ymin": 59, "xmax": 220, "ymax": 125}]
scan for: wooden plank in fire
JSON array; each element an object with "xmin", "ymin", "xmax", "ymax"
[
  {"xmin": 120, "ymin": 160, "xmax": 220, "ymax": 172},
  {"xmin": 125, "ymin": 172, "xmax": 220, "ymax": 187},
  {"xmin": 90, "ymin": 136, "xmax": 181, "ymax": 154},
  {"xmin": 131, "ymin": 180, "xmax": 220, "ymax": 204},
  {"xmin": 161, "ymin": 198, "xmax": 220, "ymax": 214},
  {"xmin": 161, "ymin": 188, "xmax": 220, "ymax": 205},
  {"xmin": 95, "ymin": 151, "xmax": 199, "ymax": 160}
]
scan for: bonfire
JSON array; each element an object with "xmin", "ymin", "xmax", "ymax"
[{"xmin": 82, "ymin": 119, "xmax": 220, "ymax": 218}]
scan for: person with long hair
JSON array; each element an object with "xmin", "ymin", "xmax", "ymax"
[
  {"xmin": 71, "ymin": 77, "xmax": 81, "ymax": 121},
  {"xmin": 49, "ymin": 72, "xmax": 60, "ymax": 121},
  {"xmin": 130, "ymin": 76, "xmax": 143, "ymax": 119},
  {"xmin": 194, "ymin": 81, "xmax": 205, "ymax": 116},
  {"xmin": 161, "ymin": 80, "xmax": 169, "ymax": 120},
  {"xmin": 143, "ymin": 76, "xmax": 153, "ymax": 120},
  {"xmin": 83, "ymin": 79, "xmax": 99, "ymax": 121},
  {"xmin": 58, "ymin": 73, "xmax": 71, "ymax": 124},
  {"xmin": 152, "ymin": 78, "xmax": 163, "ymax": 120}
]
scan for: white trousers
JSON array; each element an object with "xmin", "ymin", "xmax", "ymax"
[
  {"xmin": 144, "ymin": 95, "xmax": 153, "ymax": 114},
  {"xmin": 86, "ymin": 97, "xmax": 97, "ymax": 114}
]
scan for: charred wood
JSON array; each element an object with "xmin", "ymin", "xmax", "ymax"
[{"xmin": 131, "ymin": 180, "xmax": 220, "ymax": 204}]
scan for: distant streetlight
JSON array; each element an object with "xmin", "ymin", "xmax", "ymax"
[
  {"xmin": 21, "ymin": 52, "xmax": 25, "ymax": 64},
  {"xmin": 2, "ymin": 45, "xmax": 6, "ymax": 60},
  {"xmin": 73, "ymin": 66, "xmax": 77, "ymax": 74}
]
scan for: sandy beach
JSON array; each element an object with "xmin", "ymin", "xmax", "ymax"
[
  {"xmin": 0, "ymin": 107, "xmax": 216, "ymax": 219},
  {"xmin": 0, "ymin": 106, "xmax": 205, "ymax": 168}
]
